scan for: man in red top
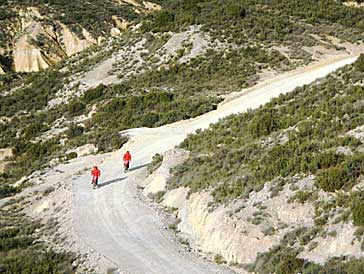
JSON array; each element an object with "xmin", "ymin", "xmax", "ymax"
[
  {"xmin": 123, "ymin": 151, "xmax": 132, "ymax": 172},
  {"xmin": 91, "ymin": 166, "xmax": 101, "ymax": 189}
]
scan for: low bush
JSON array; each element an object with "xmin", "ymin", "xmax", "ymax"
[
  {"xmin": 169, "ymin": 55, "xmax": 364, "ymax": 202},
  {"xmin": 66, "ymin": 124, "xmax": 84, "ymax": 139},
  {"xmin": 316, "ymin": 166, "xmax": 349, "ymax": 192},
  {"xmin": 66, "ymin": 152, "xmax": 78, "ymax": 161},
  {"xmin": 0, "ymin": 184, "xmax": 19, "ymax": 199},
  {"xmin": 352, "ymin": 202, "xmax": 364, "ymax": 226},
  {"xmin": 0, "ymin": 208, "xmax": 75, "ymax": 273},
  {"xmin": 147, "ymin": 153, "xmax": 163, "ymax": 174},
  {"xmin": 81, "ymin": 84, "xmax": 106, "ymax": 104},
  {"xmin": 67, "ymin": 100, "xmax": 86, "ymax": 117}
]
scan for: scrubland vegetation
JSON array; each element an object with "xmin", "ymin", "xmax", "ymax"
[
  {"xmin": 170, "ymin": 55, "xmax": 364, "ymax": 201},
  {"xmin": 0, "ymin": 0, "xmax": 138, "ymax": 40},
  {"xmin": 167, "ymin": 54, "xmax": 364, "ymax": 273},
  {"xmin": 145, "ymin": 0, "xmax": 364, "ymax": 43},
  {"xmin": 0, "ymin": 202, "xmax": 75, "ymax": 273},
  {"xmin": 2, "ymin": 0, "xmax": 364, "ymax": 272}
]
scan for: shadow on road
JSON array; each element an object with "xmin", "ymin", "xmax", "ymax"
[
  {"xmin": 98, "ymin": 177, "xmax": 126, "ymax": 188},
  {"xmin": 127, "ymin": 163, "xmax": 149, "ymax": 172}
]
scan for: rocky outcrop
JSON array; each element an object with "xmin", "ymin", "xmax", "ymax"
[
  {"xmin": 4, "ymin": 1, "xmax": 161, "ymax": 73},
  {"xmin": 143, "ymin": 1, "xmax": 162, "ymax": 12},
  {"xmin": 112, "ymin": 16, "xmax": 130, "ymax": 31},
  {"xmin": 120, "ymin": 0, "xmax": 161, "ymax": 13},
  {"xmin": 67, "ymin": 144, "xmax": 98, "ymax": 158},
  {"xmin": 0, "ymin": 148, "xmax": 13, "ymax": 174},
  {"xmin": 0, "ymin": 148, "xmax": 13, "ymax": 161},
  {"xmin": 143, "ymin": 149, "xmax": 364, "ymax": 266},
  {"xmin": 59, "ymin": 23, "xmax": 95, "ymax": 57},
  {"xmin": 142, "ymin": 149, "xmax": 188, "ymax": 196},
  {"xmin": 10, "ymin": 7, "xmax": 97, "ymax": 73},
  {"xmin": 14, "ymin": 32, "xmax": 52, "ymax": 72},
  {"xmin": 344, "ymin": 1, "xmax": 364, "ymax": 8}
]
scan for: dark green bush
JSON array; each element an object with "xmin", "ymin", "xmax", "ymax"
[
  {"xmin": 148, "ymin": 153, "xmax": 163, "ymax": 174},
  {"xmin": 82, "ymin": 84, "xmax": 106, "ymax": 104},
  {"xmin": 316, "ymin": 166, "xmax": 348, "ymax": 192},
  {"xmin": 352, "ymin": 202, "xmax": 364, "ymax": 226},
  {"xmin": 248, "ymin": 246, "xmax": 304, "ymax": 274},
  {"xmin": 355, "ymin": 54, "xmax": 364, "ymax": 72},
  {"xmin": 67, "ymin": 124, "xmax": 84, "ymax": 138},
  {"xmin": 90, "ymin": 130, "xmax": 128, "ymax": 152},
  {"xmin": 0, "ymin": 185, "xmax": 19, "ymax": 199},
  {"xmin": 67, "ymin": 100, "xmax": 86, "ymax": 117},
  {"xmin": 66, "ymin": 152, "xmax": 78, "ymax": 160},
  {"xmin": 0, "ymin": 209, "xmax": 75, "ymax": 273}
]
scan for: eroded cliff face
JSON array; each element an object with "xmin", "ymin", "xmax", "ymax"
[
  {"xmin": 10, "ymin": 8, "xmax": 98, "ymax": 73},
  {"xmin": 0, "ymin": 0, "xmax": 162, "ymax": 73},
  {"xmin": 143, "ymin": 149, "xmax": 364, "ymax": 267},
  {"xmin": 58, "ymin": 23, "xmax": 96, "ymax": 57}
]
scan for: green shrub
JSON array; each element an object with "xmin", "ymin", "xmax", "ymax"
[
  {"xmin": 247, "ymin": 246, "xmax": 303, "ymax": 274},
  {"xmin": 93, "ymin": 130, "xmax": 128, "ymax": 152},
  {"xmin": 0, "ymin": 184, "xmax": 19, "ymax": 199},
  {"xmin": 289, "ymin": 190, "xmax": 314, "ymax": 204},
  {"xmin": 82, "ymin": 84, "xmax": 106, "ymax": 104},
  {"xmin": 214, "ymin": 254, "xmax": 226, "ymax": 264},
  {"xmin": 355, "ymin": 54, "xmax": 364, "ymax": 72},
  {"xmin": 316, "ymin": 166, "xmax": 348, "ymax": 192},
  {"xmin": 148, "ymin": 153, "xmax": 163, "ymax": 174},
  {"xmin": 0, "ymin": 209, "xmax": 75, "ymax": 273},
  {"xmin": 303, "ymin": 256, "xmax": 364, "ymax": 274},
  {"xmin": 66, "ymin": 152, "xmax": 78, "ymax": 161},
  {"xmin": 67, "ymin": 124, "xmax": 84, "ymax": 138},
  {"xmin": 352, "ymin": 202, "xmax": 364, "ymax": 226},
  {"xmin": 67, "ymin": 100, "xmax": 86, "ymax": 116}
]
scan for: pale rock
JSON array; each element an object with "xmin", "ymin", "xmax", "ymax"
[
  {"xmin": 0, "ymin": 66, "xmax": 5, "ymax": 75},
  {"xmin": 143, "ymin": 149, "xmax": 188, "ymax": 195},
  {"xmin": 13, "ymin": 16, "xmax": 64, "ymax": 72},
  {"xmin": 336, "ymin": 146, "xmax": 353, "ymax": 156},
  {"xmin": 112, "ymin": 16, "xmax": 130, "ymax": 30},
  {"xmin": 0, "ymin": 162, "xmax": 10, "ymax": 173},
  {"xmin": 110, "ymin": 27, "xmax": 121, "ymax": 37},
  {"xmin": 122, "ymin": 0, "xmax": 142, "ymax": 7},
  {"xmin": 68, "ymin": 144, "xmax": 98, "ymax": 157},
  {"xmin": 143, "ymin": 1, "xmax": 161, "ymax": 11},
  {"xmin": 60, "ymin": 24, "xmax": 95, "ymax": 57},
  {"xmin": 149, "ymin": 150, "xmax": 319, "ymax": 265},
  {"xmin": 14, "ymin": 34, "xmax": 50, "ymax": 72},
  {"xmin": 299, "ymin": 223, "xmax": 364, "ymax": 263},
  {"xmin": 0, "ymin": 148, "xmax": 13, "ymax": 161},
  {"xmin": 347, "ymin": 125, "xmax": 364, "ymax": 142},
  {"xmin": 82, "ymin": 28, "xmax": 97, "ymax": 44},
  {"xmin": 163, "ymin": 187, "xmax": 190, "ymax": 209},
  {"xmin": 97, "ymin": 36, "xmax": 106, "ymax": 45}
]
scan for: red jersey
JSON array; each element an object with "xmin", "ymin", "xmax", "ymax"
[
  {"xmin": 91, "ymin": 167, "xmax": 101, "ymax": 178},
  {"xmin": 123, "ymin": 152, "xmax": 131, "ymax": 162}
]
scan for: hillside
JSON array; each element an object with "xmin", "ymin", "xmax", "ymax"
[
  {"xmin": 0, "ymin": 0, "xmax": 160, "ymax": 73},
  {"xmin": 1, "ymin": 0, "xmax": 364, "ymax": 273},
  {"xmin": 156, "ymin": 54, "xmax": 364, "ymax": 273}
]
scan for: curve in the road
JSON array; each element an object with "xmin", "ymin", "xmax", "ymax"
[{"xmin": 73, "ymin": 55, "xmax": 358, "ymax": 274}]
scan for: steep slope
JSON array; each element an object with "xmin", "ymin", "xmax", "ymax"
[
  {"xmin": 21, "ymin": 53, "xmax": 357, "ymax": 274},
  {"xmin": 152, "ymin": 55, "xmax": 364, "ymax": 272},
  {"xmin": 0, "ymin": 0, "xmax": 161, "ymax": 72},
  {"xmin": 2, "ymin": 1, "xmax": 364, "ymax": 273}
]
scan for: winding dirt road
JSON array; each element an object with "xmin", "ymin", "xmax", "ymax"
[{"xmin": 73, "ymin": 55, "xmax": 358, "ymax": 274}]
